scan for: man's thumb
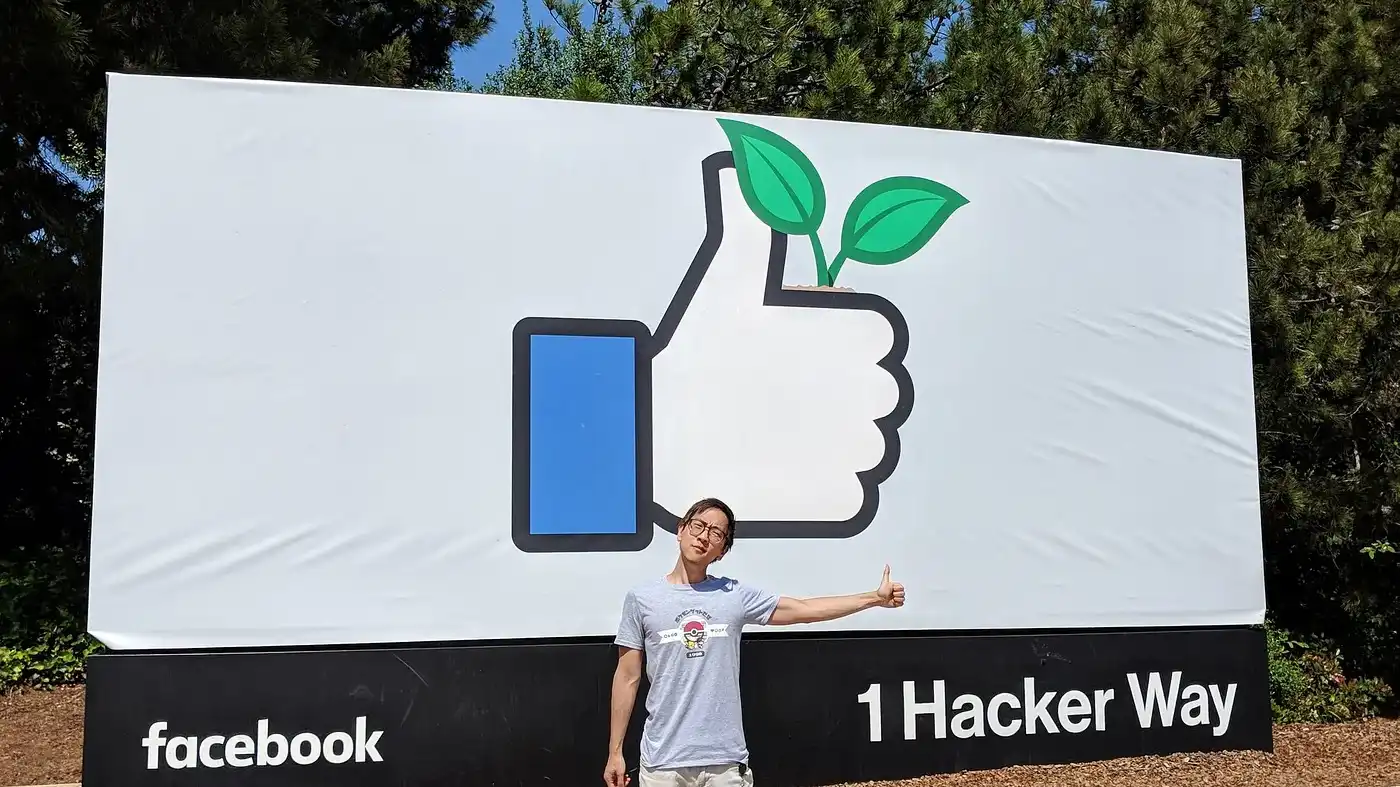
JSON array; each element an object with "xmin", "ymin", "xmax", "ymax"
[{"xmin": 882, "ymin": 564, "xmax": 891, "ymax": 583}]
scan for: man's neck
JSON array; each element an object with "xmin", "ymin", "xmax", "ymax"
[{"xmin": 667, "ymin": 558, "xmax": 709, "ymax": 585}]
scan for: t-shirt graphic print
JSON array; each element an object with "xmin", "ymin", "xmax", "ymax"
[
  {"xmin": 664, "ymin": 609, "xmax": 729, "ymax": 657},
  {"xmin": 614, "ymin": 575, "xmax": 780, "ymax": 770}
]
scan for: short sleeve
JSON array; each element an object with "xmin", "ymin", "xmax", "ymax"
[
  {"xmin": 739, "ymin": 581, "xmax": 781, "ymax": 626},
  {"xmin": 614, "ymin": 590, "xmax": 646, "ymax": 650}
]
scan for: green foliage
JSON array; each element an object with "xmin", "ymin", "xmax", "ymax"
[
  {"xmin": 0, "ymin": 637, "xmax": 104, "ymax": 692},
  {"xmin": 1266, "ymin": 621, "xmax": 1393, "ymax": 723},
  {"xmin": 634, "ymin": 0, "xmax": 957, "ymax": 123},
  {"xmin": 482, "ymin": 0, "xmax": 956, "ymax": 122},
  {"xmin": 481, "ymin": 0, "xmax": 644, "ymax": 103},
  {"xmin": 0, "ymin": 548, "xmax": 103, "ymax": 691}
]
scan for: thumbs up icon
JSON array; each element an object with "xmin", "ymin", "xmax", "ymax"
[{"xmin": 511, "ymin": 119, "xmax": 967, "ymax": 553}]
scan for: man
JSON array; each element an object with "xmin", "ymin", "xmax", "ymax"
[{"xmin": 604, "ymin": 497, "xmax": 905, "ymax": 787}]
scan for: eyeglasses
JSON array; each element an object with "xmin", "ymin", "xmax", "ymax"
[{"xmin": 682, "ymin": 518, "xmax": 729, "ymax": 542}]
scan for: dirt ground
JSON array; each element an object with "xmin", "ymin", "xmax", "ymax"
[
  {"xmin": 1, "ymin": 686, "xmax": 84, "ymax": 786},
  {"xmin": 3, "ymin": 685, "xmax": 1398, "ymax": 787}
]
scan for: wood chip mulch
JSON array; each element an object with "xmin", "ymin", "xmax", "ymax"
[
  {"xmin": 1, "ymin": 686, "xmax": 84, "ymax": 787},
  {"xmin": 2, "ymin": 685, "xmax": 1398, "ymax": 787}
]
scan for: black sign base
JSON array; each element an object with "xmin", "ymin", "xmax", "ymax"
[{"xmin": 82, "ymin": 626, "xmax": 1271, "ymax": 786}]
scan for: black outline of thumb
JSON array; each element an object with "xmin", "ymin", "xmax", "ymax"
[{"xmin": 649, "ymin": 151, "xmax": 914, "ymax": 540}]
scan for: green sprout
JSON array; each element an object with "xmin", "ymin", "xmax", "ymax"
[{"xmin": 716, "ymin": 117, "xmax": 969, "ymax": 288}]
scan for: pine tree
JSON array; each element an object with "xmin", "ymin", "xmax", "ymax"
[
  {"xmin": 632, "ymin": 0, "xmax": 956, "ymax": 122},
  {"xmin": 481, "ymin": 0, "xmax": 643, "ymax": 103},
  {"xmin": 483, "ymin": 0, "xmax": 958, "ymax": 122}
]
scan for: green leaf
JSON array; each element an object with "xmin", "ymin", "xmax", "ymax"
[
  {"xmin": 716, "ymin": 118, "xmax": 826, "ymax": 235},
  {"xmin": 840, "ymin": 176, "xmax": 968, "ymax": 265}
]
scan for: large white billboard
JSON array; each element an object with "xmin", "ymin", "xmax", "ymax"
[{"xmin": 89, "ymin": 73, "xmax": 1266, "ymax": 650}]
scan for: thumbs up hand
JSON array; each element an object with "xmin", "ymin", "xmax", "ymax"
[
  {"xmin": 511, "ymin": 117, "xmax": 967, "ymax": 552},
  {"xmin": 875, "ymin": 564, "xmax": 905, "ymax": 608},
  {"xmin": 650, "ymin": 144, "xmax": 914, "ymax": 538}
]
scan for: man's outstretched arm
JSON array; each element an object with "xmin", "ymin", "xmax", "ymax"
[{"xmin": 767, "ymin": 564, "xmax": 906, "ymax": 626}]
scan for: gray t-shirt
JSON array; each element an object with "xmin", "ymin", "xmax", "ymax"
[{"xmin": 614, "ymin": 575, "xmax": 780, "ymax": 770}]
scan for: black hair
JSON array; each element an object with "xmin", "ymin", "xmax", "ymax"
[{"xmin": 680, "ymin": 497, "xmax": 736, "ymax": 556}]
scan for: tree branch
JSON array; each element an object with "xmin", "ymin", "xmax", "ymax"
[{"xmin": 707, "ymin": 35, "xmax": 789, "ymax": 110}]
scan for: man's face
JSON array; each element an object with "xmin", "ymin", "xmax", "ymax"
[{"xmin": 678, "ymin": 505, "xmax": 730, "ymax": 564}]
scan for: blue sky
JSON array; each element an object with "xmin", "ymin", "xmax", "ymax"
[
  {"xmin": 451, "ymin": 0, "xmax": 671, "ymax": 85},
  {"xmin": 450, "ymin": 0, "xmax": 579, "ymax": 86}
]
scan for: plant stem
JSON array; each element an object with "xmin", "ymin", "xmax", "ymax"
[
  {"xmin": 808, "ymin": 233, "xmax": 831, "ymax": 287},
  {"xmin": 828, "ymin": 250, "xmax": 849, "ymax": 286}
]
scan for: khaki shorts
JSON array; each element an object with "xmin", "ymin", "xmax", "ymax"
[{"xmin": 638, "ymin": 763, "xmax": 754, "ymax": 787}]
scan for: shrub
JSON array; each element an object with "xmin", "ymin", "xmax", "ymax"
[
  {"xmin": 0, "ymin": 546, "xmax": 104, "ymax": 691},
  {"xmin": 0, "ymin": 634, "xmax": 103, "ymax": 690},
  {"xmin": 1266, "ymin": 620, "xmax": 1393, "ymax": 723}
]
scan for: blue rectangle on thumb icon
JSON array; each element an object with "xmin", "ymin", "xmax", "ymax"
[
  {"xmin": 511, "ymin": 317, "xmax": 654, "ymax": 553},
  {"xmin": 530, "ymin": 335, "xmax": 636, "ymax": 533}
]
